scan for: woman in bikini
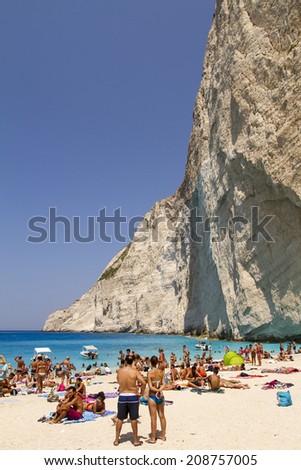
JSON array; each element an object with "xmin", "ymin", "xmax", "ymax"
[
  {"xmin": 158, "ymin": 348, "xmax": 168, "ymax": 371},
  {"xmin": 36, "ymin": 356, "xmax": 48, "ymax": 393},
  {"xmin": 146, "ymin": 355, "xmax": 166, "ymax": 444},
  {"xmin": 84, "ymin": 391, "xmax": 106, "ymax": 414}
]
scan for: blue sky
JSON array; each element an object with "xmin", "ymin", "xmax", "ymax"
[{"xmin": 1, "ymin": 0, "xmax": 215, "ymax": 329}]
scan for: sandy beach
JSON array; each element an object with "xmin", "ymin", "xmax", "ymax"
[{"xmin": 1, "ymin": 355, "xmax": 301, "ymax": 451}]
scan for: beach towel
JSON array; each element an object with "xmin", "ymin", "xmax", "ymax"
[
  {"xmin": 231, "ymin": 374, "xmax": 268, "ymax": 379},
  {"xmin": 261, "ymin": 368, "xmax": 300, "ymax": 374},
  {"xmin": 0, "ymin": 398, "xmax": 20, "ymax": 404},
  {"xmin": 262, "ymin": 380, "xmax": 294, "ymax": 390},
  {"xmin": 63, "ymin": 410, "xmax": 115, "ymax": 424},
  {"xmin": 277, "ymin": 390, "xmax": 292, "ymax": 407},
  {"xmin": 104, "ymin": 392, "xmax": 119, "ymax": 399},
  {"xmin": 39, "ymin": 410, "xmax": 115, "ymax": 424},
  {"xmin": 190, "ymin": 388, "xmax": 225, "ymax": 394},
  {"xmin": 38, "ymin": 392, "xmax": 66, "ymax": 398},
  {"xmin": 87, "ymin": 392, "xmax": 119, "ymax": 400}
]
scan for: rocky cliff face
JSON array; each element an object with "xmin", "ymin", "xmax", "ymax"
[
  {"xmin": 44, "ymin": 196, "xmax": 191, "ymax": 334},
  {"xmin": 44, "ymin": 0, "xmax": 301, "ymax": 340}
]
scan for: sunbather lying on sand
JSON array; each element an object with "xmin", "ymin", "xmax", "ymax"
[
  {"xmin": 208, "ymin": 368, "xmax": 250, "ymax": 390},
  {"xmin": 261, "ymin": 367, "xmax": 299, "ymax": 374},
  {"xmin": 83, "ymin": 391, "xmax": 106, "ymax": 414}
]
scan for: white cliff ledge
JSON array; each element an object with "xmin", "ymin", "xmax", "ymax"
[{"xmin": 43, "ymin": 0, "xmax": 301, "ymax": 341}]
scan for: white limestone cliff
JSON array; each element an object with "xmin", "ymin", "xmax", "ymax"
[{"xmin": 44, "ymin": 0, "xmax": 301, "ymax": 340}]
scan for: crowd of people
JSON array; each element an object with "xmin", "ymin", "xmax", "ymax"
[
  {"xmin": 0, "ymin": 339, "xmax": 300, "ymax": 446},
  {"xmin": 0, "ymin": 354, "xmax": 111, "ymax": 397}
]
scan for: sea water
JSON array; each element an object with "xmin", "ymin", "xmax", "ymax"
[{"xmin": 0, "ymin": 330, "xmax": 286, "ymax": 372}]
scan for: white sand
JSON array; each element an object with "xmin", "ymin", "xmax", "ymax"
[{"xmin": 1, "ymin": 356, "xmax": 301, "ymax": 450}]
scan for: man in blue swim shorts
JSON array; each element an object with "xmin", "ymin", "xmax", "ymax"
[{"xmin": 114, "ymin": 356, "xmax": 146, "ymax": 447}]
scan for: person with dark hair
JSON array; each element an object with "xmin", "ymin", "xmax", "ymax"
[
  {"xmin": 170, "ymin": 364, "xmax": 180, "ymax": 382},
  {"xmin": 250, "ymin": 344, "xmax": 256, "ymax": 366},
  {"xmin": 118, "ymin": 350, "xmax": 125, "ymax": 362},
  {"xmin": 158, "ymin": 348, "xmax": 168, "ymax": 370},
  {"xmin": 292, "ymin": 340, "xmax": 296, "ymax": 354},
  {"xmin": 75, "ymin": 377, "xmax": 86, "ymax": 399},
  {"xmin": 14, "ymin": 356, "xmax": 25, "ymax": 382},
  {"xmin": 50, "ymin": 386, "xmax": 84, "ymax": 423},
  {"xmin": 114, "ymin": 355, "xmax": 146, "ymax": 447},
  {"xmin": 208, "ymin": 367, "xmax": 221, "ymax": 390},
  {"xmin": 60, "ymin": 356, "xmax": 72, "ymax": 387},
  {"xmin": 146, "ymin": 355, "xmax": 167, "ymax": 444},
  {"xmin": 208, "ymin": 368, "xmax": 250, "ymax": 390},
  {"xmin": 84, "ymin": 391, "xmax": 106, "ymax": 414},
  {"xmin": 0, "ymin": 377, "xmax": 14, "ymax": 396}
]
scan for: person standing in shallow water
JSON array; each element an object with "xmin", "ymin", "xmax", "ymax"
[{"xmin": 146, "ymin": 355, "xmax": 167, "ymax": 444}]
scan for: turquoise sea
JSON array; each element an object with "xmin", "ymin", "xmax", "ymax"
[{"xmin": 0, "ymin": 331, "xmax": 287, "ymax": 372}]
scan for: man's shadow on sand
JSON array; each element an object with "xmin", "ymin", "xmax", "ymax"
[{"xmin": 115, "ymin": 431, "xmax": 147, "ymax": 446}]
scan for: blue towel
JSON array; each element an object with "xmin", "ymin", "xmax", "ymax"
[
  {"xmin": 38, "ymin": 392, "xmax": 66, "ymax": 398},
  {"xmin": 63, "ymin": 410, "xmax": 115, "ymax": 424}
]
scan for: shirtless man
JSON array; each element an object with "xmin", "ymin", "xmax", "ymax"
[
  {"xmin": 208, "ymin": 367, "xmax": 250, "ymax": 390},
  {"xmin": 250, "ymin": 344, "xmax": 256, "ymax": 365},
  {"xmin": 75, "ymin": 377, "xmax": 86, "ymax": 398},
  {"xmin": 208, "ymin": 367, "xmax": 221, "ymax": 390},
  {"xmin": 0, "ymin": 377, "xmax": 14, "ymax": 396},
  {"xmin": 60, "ymin": 357, "xmax": 72, "ymax": 386},
  {"xmin": 170, "ymin": 364, "xmax": 180, "ymax": 382},
  {"xmin": 14, "ymin": 356, "xmax": 25, "ymax": 381},
  {"xmin": 51, "ymin": 386, "xmax": 84, "ymax": 423},
  {"xmin": 118, "ymin": 350, "xmax": 125, "ymax": 363},
  {"xmin": 114, "ymin": 355, "xmax": 146, "ymax": 447},
  {"xmin": 179, "ymin": 364, "xmax": 187, "ymax": 379},
  {"xmin": 36, "ymin": 356, "xmax": 48, "ymax": 393},
  {"xmin": 30, "ymin": 357, "xmax": 38, "ymax": 380}
]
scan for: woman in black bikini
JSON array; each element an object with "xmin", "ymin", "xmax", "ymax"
[{"xmin": 146, "ymin": 356, "xmax": 166, "ymax": 444}]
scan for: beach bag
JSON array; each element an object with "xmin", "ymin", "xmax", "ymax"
[
  {"xmin": 277, "ymin": 390, "xmax": 292, "ymax": 407},
  {"xmin": 47, "ymin": 391, "xmax": 60, "ymax": 402},
  {"xmin": 58, "ymin": 383, "xmax": 65, "ymax": 392}
]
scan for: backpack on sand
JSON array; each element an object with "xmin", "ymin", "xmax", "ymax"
[{"xmin": 277, "ymin": 390, "xmax": 292, "ymax": 407}]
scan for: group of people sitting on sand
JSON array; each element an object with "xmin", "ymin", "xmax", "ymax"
[
  {"xmin": 0, "ymin": 353, "xmax": 112, "ymax": 397},
  {"xmin": 45, "ymin": 386, "xmax": 106, "ymax": 424}
]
